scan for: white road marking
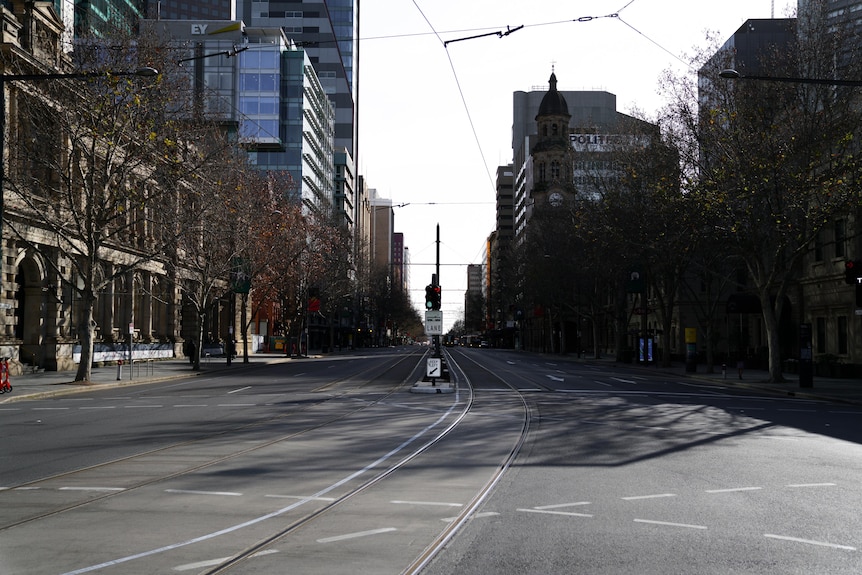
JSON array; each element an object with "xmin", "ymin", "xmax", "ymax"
[
  {"xmin": 217, "ymin": 404, "xmax": 256, "ymax": 407},
  {"xmin": 228, "ymin": 386, "xmax": 252, "ymax": 394},
  {"xmin": 546, "ymin": 375, "xmax": 565, "ymax": 382},
  {"xmin": 123, "ymin": 405, "xmax": 163, "ymax": 408},
  {"xmin": 705, "ymin": 487, "xmax": 763, "ymax": 494},
  {"xmin": 765, "ymin": 534, "xmax": 855, "ymax": 550},
  {"xmin": 390, "ymin": 500, "xmax": 462, "ymax": 507},
  {"xmin": 317, "ymin": 527, "xmax": 397, "ymax": 543},
  {"xmin": 622, "ymin": 493, "xmax": 676, "ymax": 501},
  {"xmin": 79, "ymin": 406, "xmax": 116, "ymax": 410},
  {"xmin": 635, "ymin": 519, "xmax": 707, "ymax": 530},
  {"xmin": 173, "ymin": 404, "xmax": 208, "ymax": 408},
  {"xmin": 33, "ymin": 407, "xmax": 69, "ymax": 410},
  {"xmin": 442, "ymin": 511, "xmax": 499, "ymax": 521},
  {"xmin": 786, "ymin": 483, "xmax": 836, "ymax": 488},
  {"xmin": 610, "ymin": 377, "xmax": 637, "ymax": 384},
  {"xmin": 164, "ymin": 489, "xmax": 242, "ymax": 497},
  {"xmin": 173, "ymin": 550, "xmax": 278, "ymax": 571},
  {"xmin": 58, "ymin": 397, "xmax": 464, "ymax": 575},
  {"xmin": 534, "ymin": 502, "xmax": 591, "ymax": 510},
  {"xmin": 59, "ymin": 487, "xmax": 124, "ymax": 492},
  {"xmin": 518, "ymin": 508, "xmax": 593, "ymax": 518},
  {"xmin": 265, "ymin": 494, "xmax": 336, "ymax": 502}
]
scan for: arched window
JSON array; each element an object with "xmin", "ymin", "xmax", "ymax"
[
  {"xmin": 538, "ymin": 162, "xmax": 546, "ymax": 182},
  {"xmin": 550, "ymin": 161, "xmax": 560, "ymax": 179},
  {"xmin": 552, "ymin": 123, "xmax": 558, "ymax": 135}
]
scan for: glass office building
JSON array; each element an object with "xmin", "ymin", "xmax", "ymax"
[{"xmin": 141, "ymin": 19, "xmax": 335, "ymax": 213}]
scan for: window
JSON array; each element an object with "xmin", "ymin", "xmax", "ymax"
[
  {"xmin": 814, "ymin": 230, "xmax": 823, "ymax": 261},
  {"xmin": 835, "ymin": 219, "xmax": 846, "ymax": 258},
  {"xmin": 816, "ymin": 317, "xmax": 826, "ymax": 354},
  {"xmin": 838, "ymin": 316, "xmax": 848, "ymax": 355}
]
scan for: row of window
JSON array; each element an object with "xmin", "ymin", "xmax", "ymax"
[
  {"xmin": 813, "ymin": 218, "xmax": 846, "ymax": 261},
  {"xmin": 816, "ymin": 315, "xmax": 848, "ymax": 355}
]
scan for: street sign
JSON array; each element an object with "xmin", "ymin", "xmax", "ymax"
[
  {"xmin": 426, "ymin": 357, "xmax": 441, "ymax": 378},
  {"xmin": 425, "ymin": 310, "xmax": 443, "ymax": 335}
]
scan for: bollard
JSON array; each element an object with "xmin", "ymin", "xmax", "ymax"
[{"xmin": 117, "ymin": 360, "xmax": 123, "ymax": 381}]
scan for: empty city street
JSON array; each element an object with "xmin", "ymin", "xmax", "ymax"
[{"xmin": 1, "ymin": 347, "xmax": 860, "ymax": 574}]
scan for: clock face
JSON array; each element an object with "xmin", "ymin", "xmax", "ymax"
[{"xmin": 548, "ymin": 192, "xmax": 564, "ymax": 207}]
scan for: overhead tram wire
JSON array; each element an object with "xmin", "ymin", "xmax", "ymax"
[{"xmin": 411, "ymin": 0, "xmax": 496, "ymax": 194}]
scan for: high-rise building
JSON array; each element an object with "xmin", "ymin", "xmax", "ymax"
[
  {"xmin": 234, "ymin": 0, "xmax": 357, "ymax": 162},
  {"xmin": 141, "ymin": 20, "xmax": 336, "ymax": 214}
]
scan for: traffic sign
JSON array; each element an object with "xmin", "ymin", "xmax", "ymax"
[
  {"xmin": 425, "ymin": 310, "xmax": 443, "ymax": 335},
  {"xmin": 426, "ymin": 357, "xmax": 441, "ymax": 378}
]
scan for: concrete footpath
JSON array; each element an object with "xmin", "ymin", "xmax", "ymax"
[
  {"xmin": 1, "ymin": 351, "xmax": 861, "ymax": 407},
  {"xmin": 0, "ymin": 354, "xmax": 293, "ymax": 404},
  {"xmin": 613, "ymin": 357, "xmax": 862, "ymax": 406}
]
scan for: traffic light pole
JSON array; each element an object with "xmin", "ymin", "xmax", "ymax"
[{"xmin": 435, "ymin": 224, "xmax": 441, "ymax": 358}]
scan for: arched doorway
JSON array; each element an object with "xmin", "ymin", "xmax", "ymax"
[{"xmin": 15, "ymin": 257, "xmax": 46, "ymax": 368}]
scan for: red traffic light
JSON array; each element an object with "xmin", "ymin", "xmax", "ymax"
[{"xmin": 846, "ymin": 260, "xmax": 862, "ymax": 284}]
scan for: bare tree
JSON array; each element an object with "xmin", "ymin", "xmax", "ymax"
[
  {"xmin": 2, "ymin": 33, "xmax": 221, "ymax": 381},
  {"xmin": 664, "ymin": 15, "xmax": 862, "ymax": 381}
]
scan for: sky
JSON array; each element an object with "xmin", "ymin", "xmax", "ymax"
[{"xmin": 357, "ymin": 0, "xmax": 797, "ymax": 331}]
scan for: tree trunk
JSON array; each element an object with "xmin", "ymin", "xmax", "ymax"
[
  {"xmin": 73, "ymin": 294, "xmax": 97, "ymax": 383},
  {"xmin": 192, "ymin": 310, "xmax": 205, "ymax": 372},
  {"xmin": 761, "ymin": 295, "xmax": 786, "ymax": 383}
]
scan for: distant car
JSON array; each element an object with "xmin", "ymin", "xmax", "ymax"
[{"xmin": 479, "ymin": 340, "xmax": 489, "ymax": 348}]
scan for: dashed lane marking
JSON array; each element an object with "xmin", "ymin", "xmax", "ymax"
[
  {"xmin": 390, "ymin": 500, "xmax": 462, "ymax": 507},
  {"xmin": 534, "ymin": 502, "xmax": 591, "ymax": 510},
  {"xmin": 765, "ymin": 534, "xmax": 856, "ymax": 551},
  {"xmin": 621, "ymin": 493, "xmax": 676, "ymax": 501},
  {"xmin": 59, "ymin": 487, "xmax": 125, "ymax": 492},
  {"xmin": 317, "ymin": 527, "xmax": 397, "ymax": 543},
  {"xmin": 265, "ymin": 494, "xmax": 336, "ymax": 502},
  {"xmin": 442, "ymin": 511, "xmax": 499, "ymax": 521},
  {"xmin": 786, "ymin": 483, "xmax": 837, "ymax": 488},
  {"xmin": 518, "ymin": 508, "xmax": 593, "ymax": 518},
  {"xmin": 705, "ymin": 487, "xmax": 763, "ymax": 494},
  {"xmin": 634, "ymin": 519, "xmax": 707, "ymax": 530},
  {"xmin": 164, "ymin": 489, "xmax": 242, "ymax": 497},
  {"xmin": 173, "ymin": 550, "xmax": 278, "ymax": 571}
]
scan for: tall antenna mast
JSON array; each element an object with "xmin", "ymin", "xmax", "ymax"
[{"xmin": 771, "ymin": 0, "xmax": 774, "ymax": 18}]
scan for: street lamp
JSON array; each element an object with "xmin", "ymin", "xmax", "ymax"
[
  {"xmin": 719, "ymin": 68, "xmax": 862, "ymax": 87},
  {"xmin": 0, "ymin": 66, "xmax": 159, "ymax": 243}
]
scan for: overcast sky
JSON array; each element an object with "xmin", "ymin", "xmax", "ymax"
[{"xmin": 357, "ymin": 0, "xmax": 797, "ymax": 330}]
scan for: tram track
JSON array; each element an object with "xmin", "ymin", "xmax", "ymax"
[
  {"xmin": 204, "ymin": 347, "xmax": 536, "ymax": 575},
  {"xmin": 0, "ymin": 349, "xmax": 425, "ymax": 533},
  {"xmin": 2, "ymin": 347, "xmax": 538, "ymax": 575}
]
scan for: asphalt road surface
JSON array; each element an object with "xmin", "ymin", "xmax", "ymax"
[{"xmin": 1, "ymin": 346, "xmax": 860, "ymax": 575}]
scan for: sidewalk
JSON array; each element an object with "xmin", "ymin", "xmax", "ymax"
[
  {"xmin": 0, "ymin": 353, "xmax": 294, "ymax": 404},
  {"xmin": 630, "ymin": 359, "xmax": 862, "ymax": 406}
]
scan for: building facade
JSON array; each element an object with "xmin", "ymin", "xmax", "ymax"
[{"xmin": 234, "ymin": 0, "xmax": 357, "ymax": 162}]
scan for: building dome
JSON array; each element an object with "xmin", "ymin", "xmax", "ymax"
[{"xmin": 537, "ymin": 72, "xmax": 569, "ymax": 118}]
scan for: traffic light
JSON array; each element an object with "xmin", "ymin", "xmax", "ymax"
[
  {"xmin": 846, "ymin": 260, "xmax": 862, "ymax": 284},
  {"xmin": 425, "ymin": 284, "xmax": 441, "ymax": 310},
  {"xmin": 425, "ymin": 285, "xmax": 436, "ymax": 310}
]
